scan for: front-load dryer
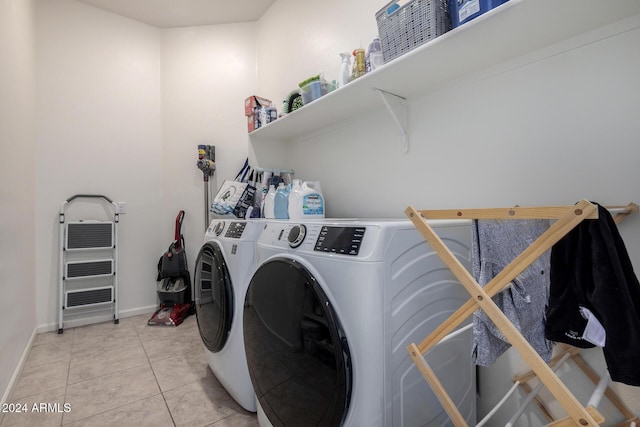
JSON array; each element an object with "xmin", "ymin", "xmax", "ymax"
[
  {"xmin": 243, "ymin": 219, "xmax": 476, "ymax": 427},
  {"xmin": 194, "ymin": 219, "xmax": 263, "ymax": 412}
]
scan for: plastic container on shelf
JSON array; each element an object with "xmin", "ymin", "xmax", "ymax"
[
  {"xmin": 300, "ymin": 80, "xmax": 337, "ymax": 105},
  {"xmin": 375, "ymin": 0, "xmax": 451, "ymax": 63},
  {"xmin": 448, "ymin": 0, "xmax": 509, "ymax": 28}
]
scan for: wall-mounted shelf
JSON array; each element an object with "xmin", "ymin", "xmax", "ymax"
[{"xmin": 248, "ymin": 0, "xmax": 640, "ymax": 146}]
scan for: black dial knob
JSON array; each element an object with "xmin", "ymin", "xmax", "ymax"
[
  {"xmin": 213, "ymin": 221, "xmax": 225, "ymax": 236},
  {"xmin": 288, "ymin": 225, "xmax": 306, "ymax": 248}
]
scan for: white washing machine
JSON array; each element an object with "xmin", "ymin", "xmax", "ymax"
[
  {"xmin": 243, "ymin": 219, "xmax": 476, "ymax": 427},
  {"xmin": 194, "ymin": 219, "xmax": 264, "ymax": 412}
]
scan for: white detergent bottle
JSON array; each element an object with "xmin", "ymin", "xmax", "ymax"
[
  {"xmin": 288, "ymin": 179, "xmax": 303, "ymax": 219},
  {"xmin": 263, "ymin": 185, "xmax": 276, "ymax": 219},
  {"xmin": 289, "ymin": 180, "xmax": 325, "ymax": 219}
]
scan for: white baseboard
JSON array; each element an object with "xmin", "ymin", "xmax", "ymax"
[
  {"xmin": 1, "ymin": 326, "xmax": 38, "ymax": 408},
  {"xmin": 37, "ymin": 305, "xmax": 159, "ymax": 333},
  {"xmin": 119, "ymin": 305, "xmax": 160, "ymax": 318}
]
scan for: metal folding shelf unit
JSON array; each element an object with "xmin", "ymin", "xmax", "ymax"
[{"xmin": 58, "ymin": 194, "xmax": 120, "ymax": 334}]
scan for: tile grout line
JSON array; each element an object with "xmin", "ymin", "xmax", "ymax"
[
  {"xmin": 61, "ymin": 320, "xmax": 173, "ymax": 426},
  {"xmin": 135, "ymin": 316, "xmax": 178, "ymax": 427},
  {"xmin": 10, "ymin": 316, "xmax": 229, "ymax": 427},
  {"xmin": 61, "ymin": 329, "xmax": 74, "ymax": 427}
]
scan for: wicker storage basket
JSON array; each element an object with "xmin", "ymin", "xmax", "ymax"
[{"xmin": 376, "ymin": 0, "xmax": 450, "ymax": 63}]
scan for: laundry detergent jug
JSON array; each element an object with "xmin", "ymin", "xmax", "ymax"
[
  {"xmin": 263, "ymin": 185, "xmax": 276, "ymax": 219},
  {"xmin": 288, "ymin": 180, "xmax": 325, "ymax": 219},
  {"xmin": 274, "ymin": 182, "xmax": 291, "ymax": 219}
]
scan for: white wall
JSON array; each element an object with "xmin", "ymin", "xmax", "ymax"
[
  {"xmin": 34, "ymin": 1, "xmax": 259, "ymax": 331},
  {"xmin": 254, "ymin": 0, "xmax": 640, "ymax": 424},
  {"xmin": 0, "ymin": 0, "xmax": 37, "ymax": 404},
  {"xmin": 256, "ymin": 0, "xmax": 380, "ymax": 113},
  {"xmin": 35, "ymin": 0, "xmax": 164, "ymax": 328},
  {"xmin": 161, "ymin": 22, "xmax": 257, "ymax": 271}
]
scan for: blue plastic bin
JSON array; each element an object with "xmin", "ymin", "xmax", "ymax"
[{"xmin": 448, "ymin": 0, "xmax": 509, "ymax": 28}]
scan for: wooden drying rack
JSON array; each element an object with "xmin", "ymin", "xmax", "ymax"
[
  {"xmin": 404, "ymin": 200, "xmax": 639, "ymax": 427},
  {"xmin": 514, "ymin": 344, "xmax": 640, "ymax": 427}
]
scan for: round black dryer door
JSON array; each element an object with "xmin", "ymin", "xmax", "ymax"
[
  {"xmin": 194, "ymin": 242, "xmax": 234, "ymax": 353},
  {"xmin": 243, "ymin": 257, "xmax": 352, "ymax": 427}
]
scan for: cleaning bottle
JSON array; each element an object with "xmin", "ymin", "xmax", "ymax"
[
  {"xmin": 288, "ymin": 180, "xmax": 325, "ymax": 219},
  {"xmin": 288, "ymin": 179, "xmax": 303, "ymax": 219},
  {"xmin": 274, "ymin": 182, "xmax": 291, "ymax": 219},
  {"xmin": 338, "ymin": 52, "xmax": 351, "ymax": 88},
  {"xmin": 351, "ymin": 48, "xmax": 366, "ymax": 81},
  {"xmin": 367, "ymin": 37, "xmax": 383, "ymax": 72},
  {"xmin": 263, "ymin": 185, "xmax": 276, "ymax": 219}
]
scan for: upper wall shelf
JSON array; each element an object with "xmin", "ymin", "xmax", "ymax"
[{"xmin": 249, "ymin": 0, "xmax": 640, "ymax": 144}]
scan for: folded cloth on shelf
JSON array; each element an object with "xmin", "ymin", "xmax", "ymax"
[
  {"xmin": 472, "ymin": 218, "xmax": 553, "ymax": 367},
  {"xmin": 546, "ymin": 203, "xmax": 640, "ymax": 386}
]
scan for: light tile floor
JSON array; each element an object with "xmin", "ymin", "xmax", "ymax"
[{"xmin": 1, "ymin": 313, "xmax": 259, "ymax": 427}]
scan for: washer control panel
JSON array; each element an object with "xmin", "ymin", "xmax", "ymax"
[
  {"xmin": 314, "ymin": 226, "xmax": 366, "ymax": 256},
  {"xmin": 259, "ymin": 222, "xmax": 373, "ymax": 257},
  {"xmin": 225, "ymin": 222, "xmax": 247, "ymax": 238},
  {"xmin": 213, "ymin": 221, "xmax": 225, "ymax": 236},
  {"xmin": 287, "ymin": 224, "xmax": 307, "ymax": 248}
]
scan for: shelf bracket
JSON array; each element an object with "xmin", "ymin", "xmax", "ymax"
[{"xmin": 373, "ymin": 88, "xmax": 409, "ymax": 154}]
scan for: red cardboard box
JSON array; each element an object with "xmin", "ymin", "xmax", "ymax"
[{"xmin": 245, "ymin": 95, "xmax": 272, "ymax": 116}]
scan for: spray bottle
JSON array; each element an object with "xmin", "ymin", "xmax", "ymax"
[{"xmin": 338, "ymin": 52, "xmax": 351, "ymax": 88}]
